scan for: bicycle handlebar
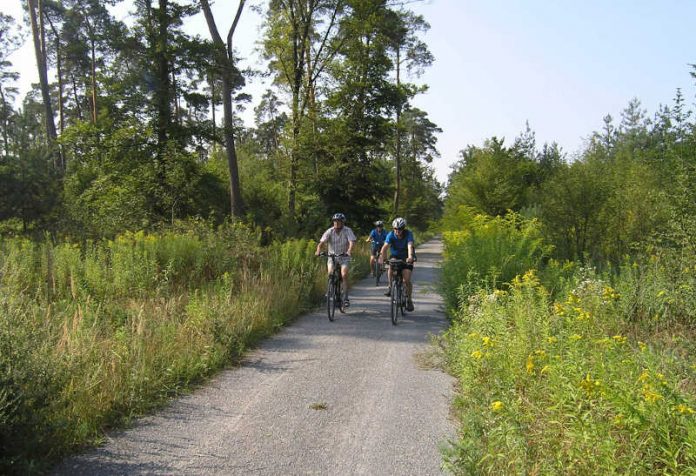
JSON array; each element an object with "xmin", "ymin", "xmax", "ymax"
[{"xmin": 318, "ymin": 252, "xmax": 350, "ymax": 257}]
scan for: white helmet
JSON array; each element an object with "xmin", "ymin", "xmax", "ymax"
[{"xmin": 392, "ymin": 217, "xmax": 406, "ymax": 230}]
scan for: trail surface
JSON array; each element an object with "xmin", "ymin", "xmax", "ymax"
[{"xmin": 53, "ymin": 238, "xmax": 456, "ymax": 475}]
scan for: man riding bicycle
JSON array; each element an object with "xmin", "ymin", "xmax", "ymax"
[
  {"xmin": 378, "ymin": 217, "xmax": 415, "ymax": 311},
  {"xmin": 315, "ymin": 213, "xmax": 357, "ymax": 308},
  {"xmin": 366, "ymin": 220, "xmax": 387, "ymax": 277}
]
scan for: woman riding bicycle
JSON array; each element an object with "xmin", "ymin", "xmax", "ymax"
[
  {"xmin": 378, "ymin": 217, "xmax": 415, "ymax": 311},
  {"xmin": 315, "ymin": 213, "xmax": 357, "ymax": 308},
  {"xmin": 366, "ymin": 220, "xmax": 387, "ymax": 277}
]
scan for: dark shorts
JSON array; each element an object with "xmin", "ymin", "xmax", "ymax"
[{"xmin": 390, "ymin": 258, "xmax": 413, "ymax": 271}]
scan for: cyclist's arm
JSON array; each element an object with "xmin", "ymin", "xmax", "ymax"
[
  {"xmin": 315, "ymin": 240, "xmax": 325, "ymax": 255},
  {"xmin": 347, "ymin": 239, "xmax": 356, "ymax": 256},
  {"xmin": 378, "ymin": 242, "xmax": 389, "ymax": 261},
  {"xmin": 407, "ymin": 241, "xmax": 415, "ymax": 263}
]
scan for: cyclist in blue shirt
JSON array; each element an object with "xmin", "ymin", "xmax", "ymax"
[
  {"xmin": 378, "ymin": 217, "xmax": 415, "ymax": 311},
  {"xmin": 366, "ymin": 220, "xmax": 387, "ymax": 277}
]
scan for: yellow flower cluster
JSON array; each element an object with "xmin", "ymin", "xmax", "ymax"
[
  {"xmin": 490, "ymin": 401, "xmax": 504, "ymax": 412},
  {"xmin": 676, "ymin": 404, "xmax": 695, "ymax": 415},
  {"xmin": 602, "ymin": 285, "xmax": 621, "ymax": 301},
  {"xmin": 580, "ymin": 372, "xmax": 602, "ymax": 395},
  {"xmin": 471, "ymin": 350, "xmax": 483, "ymax": 360}
]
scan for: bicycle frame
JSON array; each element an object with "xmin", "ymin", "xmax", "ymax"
[
  {"xmin": 388, "ymin": 258, "xmax": 408, "ymax": 325},
  {"xmin": 320, "ymin": 252, "xmax": 348, "ymax": 321}
]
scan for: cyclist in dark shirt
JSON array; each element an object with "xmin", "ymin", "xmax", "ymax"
[
  {"xmin": 378, "ymin": 217, "xmax": 415, "ymax": 311},
  {"xmin": 366, "ymin": 220, "xmax": 387, "ymax": 277}
]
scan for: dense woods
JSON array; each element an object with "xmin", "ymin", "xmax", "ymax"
[{"xmin": 0, "ymin": 0, "xmax": 443, "ymax": 239}]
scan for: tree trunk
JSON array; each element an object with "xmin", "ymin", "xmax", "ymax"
[
  {"xmin": 28, "ymin": 0, "xmax": 58, "ymax": 144},
  {"xmin": 155, "ymin": 0, "xmax": 171, "ymax": 148},
  {"xmin": 0, "ymin": 88, "xmax": 8, "ymax": 159},
  {"xmin": 393, "ymin": 47, "xmax": 402, "ymax": 215},
  {"xmin": 200, "ymin": 0, "xmax": 246, "ymax": 218}
]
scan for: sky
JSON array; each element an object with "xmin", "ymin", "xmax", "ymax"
[{"xmin": 7, "ymin": 0, "xmax": 696, "ymax": 183}]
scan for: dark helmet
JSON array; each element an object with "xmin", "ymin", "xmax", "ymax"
[
  {"xmin": 392, "ymin": 217, "xmax": 407, "ymax": 230},
  {"xmin": 374, "ymin": 220, "xmax": 384, "ymax": 227},
  {"xmin": 331, "ymin": 212, "xmax": 346, "ymax": 223}
]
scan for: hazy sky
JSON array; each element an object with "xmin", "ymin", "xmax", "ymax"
[{"xmin": 7, "ymin": 0, "xmax": 696, "ymax": 182}]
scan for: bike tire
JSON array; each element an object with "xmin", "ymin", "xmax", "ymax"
[
  {"xmin": 327, "ymin": 278, "xmax": 336, "ymax": 321},
  {"xmin": 391, "ymin": 281, "xmax": 400, "ymax": 325},
  {"xmin": 374, "ymin": 260, "xmax": 381, "ymax": 286},
  {"xmin": 400, "ymin": 284, "xmax": 407, "ymax": 315}
]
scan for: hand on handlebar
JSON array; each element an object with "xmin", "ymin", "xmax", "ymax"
[{"xmin": 406, "ymin": 256, "xmax": 414, "ymax": 264}]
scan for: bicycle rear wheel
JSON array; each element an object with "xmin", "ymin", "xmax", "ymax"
[
  {"xmin": 374, "ymin": 260, "xmax": 381, "ymax": 286},
  {"xmin": 391, "ymin": 281, "xmax": 400, "ymax": 325},
  {"xmin": 327, "ymin": 278, "xmax": 336, "ymax": 321}
]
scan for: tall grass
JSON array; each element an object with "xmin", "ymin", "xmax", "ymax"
[
  {"xmin": 0, "ymin": 223, "xmax": 369, "ymax": 474},
  {"xmin": 441, "ymin": 212, "xmax": 696, "ymax": 474}
]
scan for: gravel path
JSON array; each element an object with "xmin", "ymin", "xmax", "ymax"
[{"xmin": 52, "ymin": 238, "xmax": 456, "ymax": 475}]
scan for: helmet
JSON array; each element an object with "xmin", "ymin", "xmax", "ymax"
[
  {"xmin": 392, "ymin": 217, "xmax": 407, "ymax": 230},
  {"xmin": 374, "ymin": 220, "xmax": 384, "ymax": 227},
  {"xmin": 331, "ymin": 212, "xmax": 346, "ymax": 223}
]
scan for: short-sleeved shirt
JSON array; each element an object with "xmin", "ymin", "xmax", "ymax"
[
  {"xmin": 385, "ymin": 229, "xmax": 415, "ymax": 260},
  {"xmin": 320, "ymin": 226, "xmax": 357, "ymax": 255},
  {"xmin": 369, "ymin": 228, "xmax": 387, "ymax": 249}
]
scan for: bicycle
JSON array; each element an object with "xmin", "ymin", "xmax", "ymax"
[
  {"xmin": 388, "ymin": 258, "xmax": 408, "ymax": 325},
  {"xmin": 372, "ymin": 247, "xmax": 384, "ymax": 286},
  {"xmin": 319, "ymin": 252, "xmax": 348, "ymax": 321}
]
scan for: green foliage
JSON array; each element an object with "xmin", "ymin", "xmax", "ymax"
[
  {"xmin": 441, "ymin": 232, "xmax": 696, "ymax": 475},
  {"xmin": 0, "ymin": 225, "xmax": 371, "ymax": 472},
  {"xmin": 445, "ymin": 137, "xmax": 540, "ymax": 218},
  {"xmin": 441, "ymin": 208, "xmax": 551, "ymax": 310}
]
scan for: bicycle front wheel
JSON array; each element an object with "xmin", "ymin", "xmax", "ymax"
[
  {"xmin": 391, "ymin": 281, "xmax": 400, "ymax": 325},
  {"xmin": 327, "ymin": 278, "xmax": 336, "ymax": 321}
]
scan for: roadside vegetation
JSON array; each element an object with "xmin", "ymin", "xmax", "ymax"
[
  {"xmin": 0, "ymin": 221, "xmax": 369, "ymax": 473},
  {"xmin": 440, "ymin": 91, "xmax": 696, "ymax": 473}
]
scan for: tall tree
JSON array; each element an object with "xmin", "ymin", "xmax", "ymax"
[
  {"xmin": 200, "ymin": 0, "xmax": 246, "ymax": 217},
  {"xmin": 384, "ymin": 8, "xmax": 432, "ymax": 214},
  {"xmin": 27, "ymin": 0, "xmax": 58, "ymax": 148},
  {"xmin": 262, "ymin": 0, "xmax": 346, "ymax": 217},
  {"xmin": 0, "ymin": 13, "xmax": 21, "ymax": 159}
]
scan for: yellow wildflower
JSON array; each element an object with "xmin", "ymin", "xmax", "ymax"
[
  {"xmin": 541, "ymin": 365, "xmax": 550, "ymax": 374},
  {"xmin": 566, "ymin": 293, "xmax": 580, "ymax": 305},
  {"xmin": 569, "ymin": 334, "xmax": 582, "ymax": 342},
  {"xmin": 547, "ymin": 336, "xmax": 558, "ymax": 344},
  {"xmin": 482, "ymin": 336, "xmax": 493, "ymax": 347},
  {"xmin": 490, "ymin": 401, "xmax": 504, "ymax": 412},
  {"xmin": 676, "ymin": 404, "xmax": 695, "ymax": 415},
  {"xmin": 642, "ymin": 384, "xmax": 663, "ymax": 403},
  {"xmin": 638, "ymin": 341, "xmax": 647, "ymax": 352},
  {"xmin": 467, "ymin": 332, "xmax": 479, "ymax": 339},
  {"xmin": 526, "ymin": 356, "xmax": 535, "ymax": 374},
  {"xmin": 657, "ymin": 290, "xmax": 667, "ymax": 298},
  {"xmin": 471, "ymin": 350, "xmax": 483, "ymax": 360},
  {"xmin": 553, "ymin": 302, "xmax": 565, "ymax": 316},
  {"xmin": 638, "ymin": 369, "xmax": 650, "ymax": 383},
  {"xmin": 612, "ymin": 335, "xmax": 627, "ymax": 344}
]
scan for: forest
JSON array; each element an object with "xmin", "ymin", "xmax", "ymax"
[{"xmin": 0, "ymin": 0, "xmax": 443, "ymax": 240}]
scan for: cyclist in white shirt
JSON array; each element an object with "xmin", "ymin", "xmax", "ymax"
[{"xmin": 315, "ymin": 213, "xmax": 357, "ymax": 307}]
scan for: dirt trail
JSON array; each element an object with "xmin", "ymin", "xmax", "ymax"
[{"xmin": 53, "ymin": 238, "xmax": 456, "ymax": 475}]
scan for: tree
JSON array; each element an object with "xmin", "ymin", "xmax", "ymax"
[
  {"xmin": 0, "ymin": 13, "xmax": 21, "ymax": 159},
  {"xmin": 27, "ymin": 0, "xmax": 58, "ymax": 150},
  {"xmin": 200, "ymin": 0, "xmax": 246, "ymax": 218},
  {"xmin": 262, "ymin": 0, "xmax": 347, "ymax": 217},
  {"xmin": 384, "ymin": 8, "xmax": 433, "ymax": 214}
]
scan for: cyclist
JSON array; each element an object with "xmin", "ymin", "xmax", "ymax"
[
  {"xmin": 315, "ymin": 212, "xmax": 357, "ymax": 308},
  {"xmin": 366, "ymin": 220, "xmax": 387, "ymax": 277},
  {"xmin": 378, "ymin": 217, "xmax": 415, "ymax": 311}
]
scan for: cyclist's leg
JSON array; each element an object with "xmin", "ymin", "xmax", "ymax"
[
  {"xmin": 403, "ymin": 267, "xmax": 414, "ymax": 310},
  {"xmin": 340, "ymin": 261, "xmax": 350, "ymax": 305},
  {"xmin": 384, "ymin": 264, "xmax": 393, "ymax": 295}
]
